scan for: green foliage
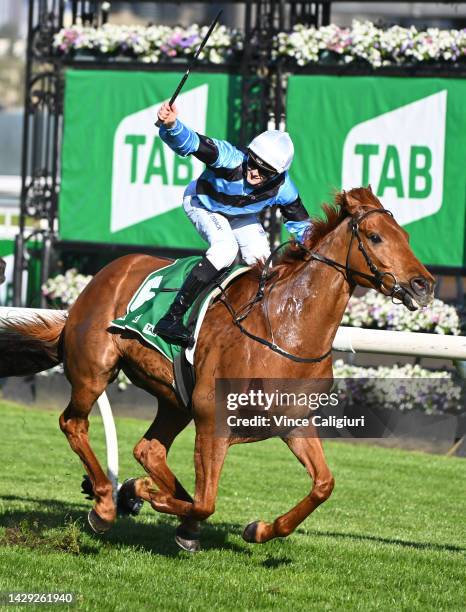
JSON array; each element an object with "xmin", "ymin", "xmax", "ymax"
[{"xmin": 0, "ymin": 400, "xmax": 464, "ymax": 611}]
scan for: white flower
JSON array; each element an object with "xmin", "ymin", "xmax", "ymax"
[
  {"xmin": 342, "ymin": 291, "xmax": 461, "ymax": 335},
  {"xmin": 42, "ymin": 268, "xmax": 92, "ymax": 307},
  {"xmin": 53, "ymin": 22, "xmax": 242, "ymax": 63},
  {"xmin": 273, "ymin": 20, "xmax": 466, "ymax": 68},
  {"xmin": 333, "ymin": 359, "xmax": 462, "ymax": 414}
]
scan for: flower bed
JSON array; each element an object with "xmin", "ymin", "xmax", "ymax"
[
  {"xmin": 52, "ymin": 21, "xmax": 466, "ymax": 68},
  {"xmin": 342, "ymin": 291, "xmax": 461, "ymax": 335},
  {"xmin": 275, "ymin": 20, "xmax": 466, "ymax": 68},
  {"xmin": 333, "ymin": 359, "xmax": 463, "ymax": 415},
  {"xmin": 53, "ymin": 23, "xmax": 243, "ymax": 64},
  {"xmin": 41, "ymin": 268, "xmax": 92, "ymax": 308}
]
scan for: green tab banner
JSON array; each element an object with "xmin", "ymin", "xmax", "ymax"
[
  {"xmin": 59, "ymin": 69, "xmax": 241, "ymax": 248},
  {"xmin": 287, "ymin": 76, "xmax": 466, "ymax": 267},
  {"xmin": 0, "ymin": 239, "xmax": 14, "ymax": 306}
]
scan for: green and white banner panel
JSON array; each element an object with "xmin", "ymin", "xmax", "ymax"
[
  {"xmin": 287, "ymin": 76, "xmax": 466, "ymax": 267},
  {"xmin": 59, "ymin": 70, "xmax": 241, "ymax": 248},
  {"xmin": 0, "ymin": 239, "xmax": 14, "ymax": 305}
]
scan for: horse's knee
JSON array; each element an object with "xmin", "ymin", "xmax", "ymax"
[
  {"xmin": 192, "ymin": 502, "xmax": 215, "ymax": 521},
  {"xmin": 133, "ymin": 438, "xmax": 165, "ymax": 469},
  {"xmin": 133, "ymin": 438, "xmax": 150, "ymax": 464},
  {"xmin": 312, "ymin": 475, "xmax": 335, "ymax": 503}
]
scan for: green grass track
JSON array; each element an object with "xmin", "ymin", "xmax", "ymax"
[{"xmin": 0, "ymin": 400, "xmax": 464, "ymax": 611}]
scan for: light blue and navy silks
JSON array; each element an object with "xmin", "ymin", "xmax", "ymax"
[{"xmin": 159, "ymin": 120, "xmax": 311, "ymax": 243}]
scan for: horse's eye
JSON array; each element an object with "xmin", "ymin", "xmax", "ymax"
[{"xmin": 369, "ymin": 233, "xmax": 382, "ymax": 244}]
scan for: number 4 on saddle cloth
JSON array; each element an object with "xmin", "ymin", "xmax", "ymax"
[{"xmin": 112, "ymin": 256, "xmax": 248, "ymax": 408}]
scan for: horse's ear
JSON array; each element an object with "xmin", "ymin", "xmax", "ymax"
[
  {"xmin": 367, "ymin": 184, "xmax": 373, "ymax": 193},
  {"xmin": 344, "ymin": 186, "xmax": 381, "ymax": 213},
  {"xmin": 335, "ymin": 190, "xmax": 347, "ymax": 209},
  {"xmin": 345, "ymin": 192, "xmax": 361, "ymax": 215}
]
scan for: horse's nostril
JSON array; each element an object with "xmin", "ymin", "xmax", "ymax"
[{"xmin": 410, "ymin": 277, "xmax": 430, "ymax": 295}]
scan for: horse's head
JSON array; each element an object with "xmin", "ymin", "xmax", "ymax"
[
  {"xmin": 333, "ymin": 186, "xmax": 434, "ymax": 310},
  {"xmin": 0, "ymin": 258, "xmax": 5, "ymax": 284}
]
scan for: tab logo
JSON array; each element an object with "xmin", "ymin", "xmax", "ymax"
[
  {"xmin": 111, "ymin": 84, "xmax": 208, "ymax": 233},
  {"xmin": 342, "ymin": 91, "xmax": 447, "ymax": 225}
]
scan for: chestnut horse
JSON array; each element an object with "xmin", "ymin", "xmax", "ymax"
[{"xmin": 0, "ymin": 187, "xmax": 434, "ymax": 550}]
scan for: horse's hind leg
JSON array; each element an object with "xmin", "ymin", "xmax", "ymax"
[
  {"xmin": 59, "ymin": 379, "xmax": 116, "ymax": 532},
  {"xmin": 131, "ymin": 399, "xmax": 201, "ymax": 549}
]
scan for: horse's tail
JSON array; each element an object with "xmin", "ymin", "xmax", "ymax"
[{"xmin": 0, "ymin": 311, "xmax": 67, "ymax": 377}]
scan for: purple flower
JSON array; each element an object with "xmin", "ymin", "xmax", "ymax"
[{"xmin": 180, "ymin": 34, "xmax": 199, "ymax": 48}]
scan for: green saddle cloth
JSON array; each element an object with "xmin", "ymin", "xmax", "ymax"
[{"xmin": 112, "ymin": 256, "xmax": 246, "ymax": 362}]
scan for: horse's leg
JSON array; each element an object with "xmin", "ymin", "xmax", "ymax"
[
  {"xmin": 135, "ymin": 419, "xmax": 229, "ymax": 549},
  {"xmin": 243, "ymin": 436, "xmax": 335, "ymax": 544},
  {"xmin": 59, "ymin": 380, "xmax": 116, "ymax": 532},
  {"xmin": 130, "ymin": 400, "xmax": 202, "ymax": 549},
  {"xmin": 189, "ymin": 427, "xmax": 229, "ymax": 522}
]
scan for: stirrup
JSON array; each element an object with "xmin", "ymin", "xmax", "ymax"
[{"xmin": 154, "ymin": 316, "xmax": 193, "ymax": 348}]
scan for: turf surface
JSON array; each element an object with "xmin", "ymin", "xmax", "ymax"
[{"xmin": 0, "ymin": 400, "xmax": 464, "ymax": 611}]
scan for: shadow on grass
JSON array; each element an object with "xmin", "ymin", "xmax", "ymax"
[
  {"xmin": 303, "ymin": 529, "xmax": 465, "ymax": 554},
  {"xmin": 261, "ymin": 557, "xmax": 293, "ymax": 569},
  {"xmin": 5, "ymin": 494, "xmax": 460, "ymax": 559},
  {"xmin": 0, "ymin": 494, "xmax": 251, "ymax": 557}
]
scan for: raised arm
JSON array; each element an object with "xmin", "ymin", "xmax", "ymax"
[{"xmin": 157, "ymin": 102, "xmax": 243, "ymax": 168}]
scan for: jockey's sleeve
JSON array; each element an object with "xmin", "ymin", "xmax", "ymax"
[
  {"xmin": 159, "ymin": 119, "xmax": 242, "ymax": 168},
  {"xmin": 280, "ymin": 199, "xmax": 312, "ymax": 244},
  {"xmin": 276, "ymin": 177, "xmax": 312, "ymax": 244}
]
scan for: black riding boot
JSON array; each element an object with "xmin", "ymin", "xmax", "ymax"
[{"xmin": 154, "ymin": 257, "xmax": 220, "ymax": 346}]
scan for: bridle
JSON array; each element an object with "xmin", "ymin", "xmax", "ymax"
[
  {"xmin": 311, "ymin": 208, "xmax": 405, "ymax": 298},
  {"xmin": 218, "ymin": 208, "xmax": 410, "ymax": 363}
]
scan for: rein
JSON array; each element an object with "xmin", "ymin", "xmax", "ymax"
[{"xmin": 219, "ymin": 207, "xmax": 406, "ymax": 364}]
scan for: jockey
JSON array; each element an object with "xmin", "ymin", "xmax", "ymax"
[{"xmin": 154, "ymin": 101, "xmax": 312, "ymax": 346}]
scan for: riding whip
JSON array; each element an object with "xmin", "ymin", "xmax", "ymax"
[{"xmin": 155, "ymin": 9, "xmax": 223, "ymax": 127}]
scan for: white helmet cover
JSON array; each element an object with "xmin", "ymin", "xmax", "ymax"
[{"xmin": 248, "ymin": 130, "xmax": 294, "ymax": 173}]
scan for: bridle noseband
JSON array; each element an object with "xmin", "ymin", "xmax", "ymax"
[{"xmin": 219, "ymin": 207, "xmax": 408, "ymax": 363}]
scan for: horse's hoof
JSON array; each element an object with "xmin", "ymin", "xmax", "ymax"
[
  {"xmin": 87, "ymin": 509, "xmax": 112, "ymax": 534},
  {"xmin": 117, "ymin": 478, "xmax": 144, "ymax": 517},
  {"xmin": 175, "ymin": 526, "xmax": 201, "ymax": 553},
  {"xmin": 242, "ymin": 521, "xmax": 259, "ymax": 543}
]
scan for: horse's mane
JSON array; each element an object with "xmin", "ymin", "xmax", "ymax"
[{"xmin": 279, "ymin": 186, "xmax": 382, "ymax": 264}]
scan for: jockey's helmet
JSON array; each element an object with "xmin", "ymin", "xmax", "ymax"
[{"xmin": 248, "ymin": 130, "xmax": 294, "ymax": 174}]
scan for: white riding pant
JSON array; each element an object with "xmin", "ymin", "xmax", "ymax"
[{"xmin": 183, "ymin": 189, "xmax": 271, "ymax": 271}]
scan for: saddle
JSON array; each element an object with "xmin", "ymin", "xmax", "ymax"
[{"xmin": 112, "ymin": 256, "xmax": 249, "ymax": 410}]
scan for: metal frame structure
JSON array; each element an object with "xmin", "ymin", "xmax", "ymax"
[{"xmin": 14, "ymin": 0, "xmax": 327, "ymax": 305}]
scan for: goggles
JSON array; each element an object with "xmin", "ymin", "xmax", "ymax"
[{"xmin": 246, "ymin": 150, "xmax": 278, "ymax": 179}]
